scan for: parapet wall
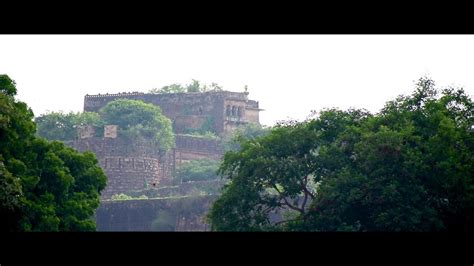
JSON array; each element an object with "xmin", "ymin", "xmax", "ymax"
[
  {"xmin": 83, "ymin": 90, "xmax": 260, "ymax": 136},
  {"xmin": 174, "ymin": 135, "xmax": 223, "ymax": 165},
  {"xmin": 175, "ymin": 134, "xmax": 223, "ymax": 155}
]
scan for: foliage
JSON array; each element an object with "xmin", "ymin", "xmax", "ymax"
[
  {"xmin": 149, "ymin": 80, "xmax": 223, "ymax": 94},
  {"xmin": 180, "ymin": 131, "xmax": 219, "ymax": 140},
  {"xmin": 183, "ymin": 116, "xmax": 218, "ymax": 137},
  {"xmin": 128, "ymin": 180, "xmax": 227, "ymax": 198},
  {"xmin": 174, "ymin": 159, "xmax": 221, "ymax": 183},
  {"xmin": 222, "ymin": 122, "xmax": 271, "ymax": 151},
  {"xmin": 99, "ymin": 99, "xmax": 174, "ymax": 151},
  {"xmin": 110, "ymin": 193, "xmax": 148, "ymax": 201},
  {"xmin": 1, "ymin": 74, "xmax": 107, "ymax": 231},
  {"xmin": 18, "ymin": 140, "xmax": 107, "ymax": 231},
  {"xmin": 209, "ymin": 77, "xmax": 474, "ymax": 232},
  {"xmin": 35, "ymin": 111, "xmax": 104, "ymax": 141}
]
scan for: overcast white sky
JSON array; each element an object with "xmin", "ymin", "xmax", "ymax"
[{"xmin": 1, "ymin": 35, "xmax": 474, "ymax": 126}]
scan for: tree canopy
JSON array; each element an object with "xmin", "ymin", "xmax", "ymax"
[
  {"xmin": 35, "ymin": 111, "xmax": 103, "ymax": 141},
  {"xmin": 0, "ymin": 74, "xmax": 107, "ymax": 231},
  {"xmin": 222, "ymin": 122, "xmax": 271, "ymax": 152},
  {"xmin": 149, "ymin": 80, "xmax": 223, "ymax": 94},
  {"xmin": 208, "ymin": 77, "xmax": 474, "ymax": 232},
  {"xmin": 99, "ymin": 98, "xmax": 175, "ymax": 151},
  {"xmin": 174, "ymin": 158, "xmax": 221, "ymax": 183}
]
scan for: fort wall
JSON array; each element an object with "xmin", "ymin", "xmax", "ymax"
[
  {"xmin": 83, "ymin": 91, "xmax": 261, "ymax": 136},
  {"xmin": 96, "ymin": 195, "xmax": 217, "ymax": 231}
]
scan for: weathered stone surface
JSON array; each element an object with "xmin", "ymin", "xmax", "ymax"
[
  {"xmin": 83, "ymin": 90, "xmax": 262, "ymax": 136},
  {"xmin": 104, "ymin": 125, "xmax": 117, "ymax": 138},
  {"xmin": 68, "ymin": 133, "xmax": 224, "ymax": 199},
  {"xmin": 72, "ymin": 90, "xmax": 262, "ymax": 230},
  {"xmin": 69, "ymin": 137, "xmax": 174, "ymax": 199},
  {"xmin": 96, "ymin": 195, "xmax": 217, "ymax": 231},
  {"xmin": 77, "ymin": 125, "xmax": 95, "ymax": 139}
]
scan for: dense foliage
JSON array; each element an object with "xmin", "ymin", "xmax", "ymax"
[
  {"xmin": 208, "ymin": 77, "xmax": 474, "ymax": 232},
  {"xmin": 0, "ymin": 74, "xmax": 107, "ymax": 231},
  {"xmin": 99, "ymin": 99, "xmax": 174, "ymax": 151},
  {"xmin": 35, "ymin": 100, "xmax": 175, "ymax": 153},
  {"xmin": 222, "ymin": 122, "xmax": 271, "ymax": 152},
  {"xmin": 35, "ymin": 111, "xmax": 103, "ymax": 141},
  {"xmin": 174, "ymin": 158, "xmax": 221, "ymax": 183}
]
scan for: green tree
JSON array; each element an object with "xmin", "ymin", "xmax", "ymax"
[
  {"xmin": 18, "ymin": 139, "xmax": 107, "ymax": 231},
  {"xmin": 222, "ymin": 122, "xmax": 271, "ymax": 151},
  {"xmin": 149, "ymin": 80, "xmax": 223, "ymax": 94},
  {"xmin": 208, "ymin": 120, "xmax": 323, "ymax": 231},
  {"xmin": 1, "ymin": 74, "xmax": 107, "ymax": 231},
  {"xmin": 35, "ymin": 111, "xmax": 103, "ymax": 141},
  {"xmin": 99, "ymin": 99, "xmax": 175, "ymax": 151},
  {"xmin": 174, "ymin": 158, "xmax": 220, "ymax": 183},
  {"xmin": 1, "ymin": 74, "xmax": 37, "ymax": 230},
  {"xmin": 209, "ymin": 77, "xmax": 474, "ymax": 232},
  {"xmin": 150, "ymin": 83, "xmax": 186, "ymax": 94}
]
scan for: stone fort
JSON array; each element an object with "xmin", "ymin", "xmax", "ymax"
[{"xmin": 69, "ymin": 90, "xmax": 262, "ymax": 200}]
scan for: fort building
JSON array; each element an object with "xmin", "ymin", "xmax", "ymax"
[
  {"xmin": 83, "ymin": 90, "xmax": 262, "ymax": 137},
  {"xmin": 69, "ymin": 90, "xmax": 262, "ymax": 201}
]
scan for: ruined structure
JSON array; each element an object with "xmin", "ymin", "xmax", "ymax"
[
  {"xmin": 69, "ymin": 90, "xmax": 262, "ymax": 200},
  {"xmin": 83, "ymin": 90, "xmax": 262, "ymax": 137},
  {"xmin": 68, "ymin": 90, "xmax": 262, "ymax": 230}
]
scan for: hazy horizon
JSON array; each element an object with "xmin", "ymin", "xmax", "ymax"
[{"xmin": 1, "ymin": 35, "xmax": 474, "ymax": 126}]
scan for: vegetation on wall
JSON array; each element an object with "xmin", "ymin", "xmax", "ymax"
[
  {"xmin": 182, "ymin": 116, "xmax": 218, "ymax": 139},
  {"xmin": 35, "ymin": 111, "xmax": 104, "ymax": 141},
  {"xmin": 149, "ymin": 80, "xmax": 223, "ymax": 94},
  {"xmin": 222, "ymin": 122, "xmax": 270, "ymax": 152},
  {"xmin": 99, "ymin": 99, "xmax": 175, "ymax": 151},
  {"xmin": 174, "ymin": 158, "xmax": 221, "ymax": 183},
  {"xmin": 110, "ymin": 193, "xmax": 148, "ymax": 200},
  {"xmin": 208, "ymin": 77, "xmax": 474, "ymax": 232},
  {"xmin": 35, "ymin": 99, "xmax": 175, "ymax": 152},
  {"xmin": 1, "ymin": 74, "xmax": 107, "ymax": 231}
]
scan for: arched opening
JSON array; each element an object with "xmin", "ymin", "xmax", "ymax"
[{"xmin": 237, "ymin": 107, "xmax": 243, "ymax": 117}]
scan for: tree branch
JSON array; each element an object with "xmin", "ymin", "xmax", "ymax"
[
  {"xmin": 301, "ymin": 175, "xmax": 315, "ymax": 200},
  {"xmin": 272, "ymin": 184, "xmax": 305, "ymax": 214}
]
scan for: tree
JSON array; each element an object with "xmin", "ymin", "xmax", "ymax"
[
  {"xmin": 18, "ymin": 139, "xmax": 107, "ymax": 231},
  {"xmin": 301, "ymin": 78, "xmax": 474, "ymax": 232},
  {"xmin": 150, "ymin": 83, "xmax": 186, "ymax": 94},
  {"xmin": 149, "ymin": 80, "xmax": 223, "ymax": 94},
  {"xmin": 208, "ymin": 77, "xmax": 474, "ymax": 232},
  {"xmin": 174, "ymin": 158, "xmax": 220, "ymax": 183},
  {"xmin": 1, "ymin": 74, "xmax": 37, "ymax": 230},
  {"xmin": 35, "ymin": 111, "xmax": 103, "ymax": 141},
  {"xmin": 222, "ymin": 122, "xmax": 271, "ymax": 152},
  {"xmin": 1, "ymin": 74, "xmax": 107, "ymax": 231},
  {"xmin": 208, "ymin": 120, "xmax": 322, "ymax": 231},
  {"xmin": 99, "ymin": 99, "xmax": 175, "ymax": 151}
]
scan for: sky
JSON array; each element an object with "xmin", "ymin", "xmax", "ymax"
[{"xmin": 1, "ymin": 35, "xmax": 474, "ymax": 127}]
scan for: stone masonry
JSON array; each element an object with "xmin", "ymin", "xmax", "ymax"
[
  {"xmin": 83, "ymin": 90, "xmax": 262, "ymax": 137},
  {"xmin": 69, "ymin": 90, "xmax": 261, "ymax": 201}
]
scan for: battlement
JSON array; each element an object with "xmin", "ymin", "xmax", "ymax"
[
  {"xmin": 84, "ymin": 90, "xmax": 262, "ymax": 137},
  {"xmin": 85, "ymin": 91, "xmax": 145, "ymax": 98}
]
